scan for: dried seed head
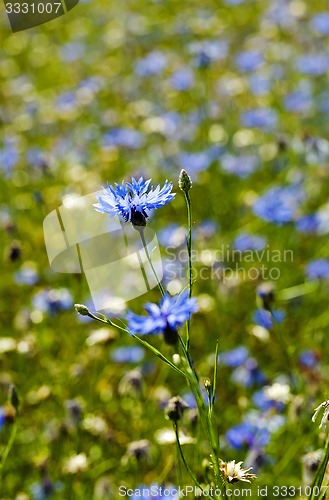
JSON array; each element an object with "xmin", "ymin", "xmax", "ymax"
[
  {"xmin": 118, "ymin": 369, "xmax": 143, "ymax": 396},
  {"xmin": 312, "ymin": 399, "xmax": 329, "ymax": 431},
  {"xmin": 127, "ymin": 439, "xmax": 150, "ymax": 461},
  {"xmin": 220, "ymin": 460, "xmax": 257, "ymax": 484},
  {"xmin": 165, "ymin": 396, "xmax": 189, "ymax": 421}
]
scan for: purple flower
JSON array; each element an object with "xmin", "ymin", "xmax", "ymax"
[
  {"xmin": 299, "ymin": 350, "xmax": 319, "ymax": 369},
  {"xmin": 59, "ymin": 42, "xmax": 85, "ymax": 62},
  {"xmin": 131, "ymin": 484, "xmax": 178, "ymax": 500},
  {"xmin": 253, "ymin": 309, "xmax": 273, "ymax": 330},
  {"xmin": 310, "ymin": 13, "xmax": 329, "ymax": 35},
  {"xmin": 178, "ymin": 150, "xmax": 213, "ymax": 174},
  {"xmin": 241, "ymin": 108, "xmax": 278, "ymax": 130},
  {"xmin": 284, "ymin": 89, "xmax": 313, "ymax": 113},
  {"xmin": 296, "ymin": 214, "xmax": 319, "ymax": 233},
  {"xmin": 94, "ymin": 177, "xmax": 174, "ymax": 227},
  {"xmin": 32, "ymin": 288, "xmax": 73, "ymax": 315},
  {"xmin": 135, "ymin": 51, "xmax": 167, "ymax": 76},
  {"xmin": 295, "ymin": 54, "xmax": 329, "ymax": 75},
  {"xmin": 170, "ymin": 68, "xmax": 194, "ymax": 91},
  {"xmin": 0, "ymin": 137, "xmax": 19, "ymax": 176},
  {"xmin": 221, "ymin": 154, "xmax": 259, "ymax": 178},
  {"xmin": 226, "ymin": 421, "xmax": 270, "ymax": 450},
  {"xmin": 158, "ymin": 224, "xmax": 186, "ymax": 248},
  {"xmin": 224, "ymin": 0, "xmax": 246, "ymax": 4},
  {"xmin": 253, "ymin": 309, "xmax": 285, "ymax": 330},
  {"xmin": 126, "ymin": 290, "xmax": 198, "ymax": 345},
  {"xmin": 231, "ymin": 358, "xmax": 267, "ymax": 387},
  {"xmin": 102, "ymin": 128, "xmax": 144, "ymax": 149},
  {"xmin": 252, "ymin": 388, "xmax": 285, "ymax": 412},
  {"xmin": 56, "ymin": 92, "xmax": 77, "ymax": 111},
  {"xmin": 14, "ymin": 264, "xmax": 39, "ymax": 286},
  {"xmin": 0, "ymin": 408, "xmax": 5, "ymax": 430},
  {"xmin": 195, "ymin": 220, "xmax": 218, "ymax": 239},
  {"xmin": 181, "ymin": 389, "xmax": 208, "ymax": 409},
  {"xmin": 249, "ymin": 74, "xmax": 271, "ymax": 96},
  {"xmin": 233, "ymin": 233, "xmax": 267, "ymax": 252},
  {"xmin": 253, "ymin": 185, "xmax": 304, "ymax": 224},
  {"xmin": 306, "ymin": 259, "xmax": 329, "ymax": 280},
  {"xmin": 235, "ymin": 51, "xmax": 263, "ymax": 72},
  {"xmin": 190, "ymin": 40, "xmax": 228, "ymax": 68},
  {"xmin": 111, "ymin": 346, "xmax": 145, "ymax": 363},
  {"xmin": 219, "ymin": 346, "xmax": 249, "ymax": 367}
]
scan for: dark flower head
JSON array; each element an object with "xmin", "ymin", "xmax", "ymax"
[
  {"xmin": 94, "ymin": 177, "xmax": 175, "ymax": 228},
  {"xmin": 127, "ymin": 439, "xmax": 150, "ymax": 461},
  {"xmin": 257, "ymin": 282, "xmax": 275, "ymax": 311},
  {"xmin": 165, "ymin": 396, "xmax": 189, "ymax": 421},
  {"xmin": 126, "ymin": 290, "xmax": 198, "ymax": 345}
]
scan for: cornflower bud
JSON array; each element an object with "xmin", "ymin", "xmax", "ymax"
[{"xmin": 178, "ymin": 169, "xmax": 192, "ymax": 192}]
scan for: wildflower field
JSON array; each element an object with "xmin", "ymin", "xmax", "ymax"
[{"xmin": 1, "ymin": 0, "xmax": 329, "ymax": 498}]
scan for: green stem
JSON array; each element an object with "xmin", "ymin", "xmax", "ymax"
[
  {"xmin": 175, "ymin": 429, "xmax": 183, "ymax": 488},
  {"xmin": 310, "ymin": 433, "xmax": 329, "ymax": 500},
  {"xmin": 177, "ymin": 335, "xmax": 222, "ymax": 493},
  {"xmin": 82, "ymin": 310, "xmax": 188, "ymax": 380},
  {"xmin": 173, "ymin": 421, "xmax": 214, "ymax": 499},
  {"xmin": 278, "ymin": 280, "xmax": 319, "ymax": 301},
  {"xmin": 0, "ymin": 420, "xmax": 18, "ymax": 489},
  {"xmin": 184, "ymin": 191, "xmax": 193, "ymax": 299},
  {"xmin": 139, "ymin": 228, "xmax": 165, "ymax": 297},
  {"xmin": 184, "ymin": 191, "xmax": 193, "ymax": 350}
]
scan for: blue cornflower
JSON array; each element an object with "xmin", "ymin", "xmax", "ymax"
[
  {"xmin": 253, "ymin": 309, "xmax": 285, "ymax": 330},
  {"xmin": 296, "ymin": 214, "xmax": 319, "ymax": 233},
  {"xmin": 306, "ymin": 259, "xmax": 329, "ymax": 280},
  {"xmin": 299, "ymin": 350, "xmax": 319, "ymax": 369},
  {"xmin": 241, "ymin": 108, "xmax": 278, "ymax": 131},
  {"xmin": 253, "ymin": 185, "xmax": 304, "ymax": 224},
  {"xmin": 0, "ymin": 137, "xmax": 19, "ymax": 177},
  {"xmin": 126, "ymin": 290, "xmax": 198, "ymax": 345},
  {"xmin": 131, "ymin": 483, "xmax": 178, "ymax": 499},
  {"xmin": 218, "ymin": 346, "xmax": 249, "ymax": 367},
  {"xmin": 235, "ymin": 51, "xmax": 263, "ymax": 72},
  {"xmin": 170, "ymin": 68, "xmax": 194, "ymax": 91},
  {"xmin": 102, "ymin": 128, "xmax": 144, "ymax": 149},
  {"xmin": 231, "ymin": 358, "xmax": 267, "ymax": 388},
  {"xmin": 111, "ymin": 346, "xmax": 145, "ymax": 363},
  {"xmin": 32, "ymin": 288, "xmax": 73, "ymax": 315},
  {"xmin": 295, "ymin": 53, "xmax": 329, "ymax": 76},
  {"xmin": 94, "ymin": 177, "xmax": 174, "ymax": 228},
  {"xmin": 253, "ymin": 309, "xmax": 273, "ymax": 330},
  {"xmin": 135, "ymin": 51, "xmax": 167, "ymax": 76},
  {"xmin": 226, "ymin": 421, "xmax": 270, "ymax": 450},
  {"xmin": 284, "ymin": 89, "xmax": 313, "ymax": 114},
  {"xmin": 0, "ymin": 408, "xmax": 5, "ymax": 430},
  {"xmin": 252, "ymin": 388, "xmax": 286, "ymax": 412},
  {"xmin": 249, "ymin": 74, "xmax": 271, "ymax": 96},
  {"xmin": 158, "ymin": 224, "xmax": 186, "ymax": 248},
  {"xmin": 221, "ymin": 154, "xmax": 259, "ymax": 178},
  {"xmin": 233, "ymin": 233, "xmax": 267, "ymax": 252},
  {"xmin": 310, "ymin": 13, "xmax": 329, "ymax": 35},
  {"xmin": 15, "ymin": 263, "xmax": 39, "ymax": 286}
]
